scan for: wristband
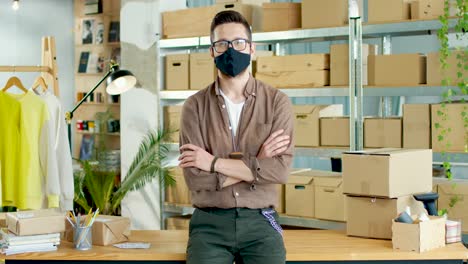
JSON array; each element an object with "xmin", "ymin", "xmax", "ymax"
[{"xmin": 210, "ymin": 157, "xmax": 219, "ymax": 173}]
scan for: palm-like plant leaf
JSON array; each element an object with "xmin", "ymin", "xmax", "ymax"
[{"xmin": 111, "ymin": 130, "xmax": 175, "ymax": 212}]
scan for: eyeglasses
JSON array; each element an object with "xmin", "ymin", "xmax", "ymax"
[{"xmin": 211, "ymin": 38, "xmax": 250, "ymax": 53}]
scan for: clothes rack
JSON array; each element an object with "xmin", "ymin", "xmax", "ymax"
[{"xmin": 0, "ymin": 36, "xmax": 59, "ymax": 96}]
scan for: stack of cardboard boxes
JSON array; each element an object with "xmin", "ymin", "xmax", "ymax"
[
  {"xmin": 292, "ymin": 104, "xmax": 343, "ymax": 147},
  {"xmin": 165, "ymin": 53, "xmax": 216, "ymax": 91},
  {"xmin": 343, "ymin": 149, "xmax": 433, "ymax": 239},
  {"xmin": 255, "ymin": 54, "xmax": 330, "ymax": 88},
  {"xmin": 285, "ymin": 169, "xmax": 345, "ymax": 222}
]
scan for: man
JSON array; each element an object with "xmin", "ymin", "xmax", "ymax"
[{"xmin": 179, "ymin": 10, "xmax": 294, "ymax": 264}]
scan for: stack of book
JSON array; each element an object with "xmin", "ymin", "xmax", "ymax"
[{"xmin": 0, "ymin": 228, "xmax": 60, "ymax": 255}]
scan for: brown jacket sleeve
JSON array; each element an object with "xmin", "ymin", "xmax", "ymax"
[
  {"xmin": 242, "ymin": 92, "xmax": 294, "ymax": 185},
  {"xmin": 179, "ymin": 96, "xmax": 227, "ymax": 192}
]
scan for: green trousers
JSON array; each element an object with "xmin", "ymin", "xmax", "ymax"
[{"xmin": 186, "ymin": 207, "xmax": 286, "ymax": 264}]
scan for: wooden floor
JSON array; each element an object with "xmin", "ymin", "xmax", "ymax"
[{"xmin": 2, "ymin": 230, "xmax": 467, "ymax": 262}]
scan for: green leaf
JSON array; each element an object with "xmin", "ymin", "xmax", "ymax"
[
  {"xmin": 438, "ymin": 135, "xmax": 444, "ymax": 142},
  {"xmin": 438, "ymin": 209, "xmax": 448, "ymax": 216},
  {"xmin": 111, "ymin": 130, "xmax": 175, "ymax": 213},
  {"xmin": 435, "ymin": 122, "xmax": 441, "ymax": 129}
]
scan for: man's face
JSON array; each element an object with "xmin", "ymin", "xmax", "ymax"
[{"xmin": 210, "ymin": 23, "xmax": 255, "ymax": 58}]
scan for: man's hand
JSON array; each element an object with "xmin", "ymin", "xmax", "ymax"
[
  {"xmin": 179, "ymin": 144, "xmax": 214, "ymax": 172},
  {"xmin": 257, "ymin": 129, "xmax": 290, "ymax": 159}
]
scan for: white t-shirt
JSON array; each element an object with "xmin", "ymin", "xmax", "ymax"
[{"xmin": 219, "ymin": 89, "xmax": 245, "ymax": 137}]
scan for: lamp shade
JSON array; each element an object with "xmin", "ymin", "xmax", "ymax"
[{"xmin": 106, "ymin": 68, "xmax": 137, "ymax": 95}]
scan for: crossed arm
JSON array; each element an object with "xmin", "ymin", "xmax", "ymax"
[{"xmin": 179, "ymin": 129, "xmax": 290, "ymax": 187}]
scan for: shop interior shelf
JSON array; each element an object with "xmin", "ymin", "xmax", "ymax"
[
  {"xmin": 160, "ymin": 86, "xmax": 462, "ymax": 100},
  {"xmin": 160, "ymin": 19, "xmax": 458, "ymax": 48}
]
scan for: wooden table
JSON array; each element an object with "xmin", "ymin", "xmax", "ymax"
[{"xmin": 2, "ymin": 230, "xmax": 467, "ymax": 263}]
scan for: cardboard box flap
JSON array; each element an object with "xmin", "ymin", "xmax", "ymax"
[
  {"xmin": 314, "ymin": 176, "xmax": 343, "ymax": 188},
  {"xmin": 438, "ymin": 180, "xmax": 468, "ymax": 195},
  {"xmin": 293, "ymin": 105, "xmax": 343, "ymax": 116},
  {"xmin": 288, "ymin": 175, "xmax": 314, "ymax": 185},
  {"xmin": 344, "ymin": 148, "xmax": 422, "ymax": 156}
]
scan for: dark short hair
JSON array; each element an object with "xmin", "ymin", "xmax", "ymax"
[{"xmin": 210, "ymin": 10, "xmax": 252, "ymax": 43}]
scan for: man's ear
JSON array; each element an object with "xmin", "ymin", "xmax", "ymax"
[
  {"xmin": 210, "ymin": 46, "xmax": 215, "ymax": 58},
  {"xmin": 250, "ymin": 42, "xmax": 256, "ymax": 57}
]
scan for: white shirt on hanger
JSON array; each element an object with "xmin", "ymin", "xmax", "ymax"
[
  {"xmin": 39, "ymin": 91, "xmax": 74, "ymax": 211},
  {"xmin": 219, "ymin": 89, "xmax": 245, "ymax": 137}
]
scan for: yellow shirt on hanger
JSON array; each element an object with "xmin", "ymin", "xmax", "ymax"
[
  {"xmin": 0, "ymin": 91, "xmax": 24, "ymax": 208},
  {"xmin": 9, "ymin": 91, "xmax": 57, "ymax": 209}
]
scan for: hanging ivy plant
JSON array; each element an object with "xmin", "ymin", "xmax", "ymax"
[{"xmin": 436, "ymin": 0, "xmax": 467, "ymax": 216}]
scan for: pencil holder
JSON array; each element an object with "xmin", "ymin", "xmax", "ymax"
[{"xmin": 73, "ymin": 225, "xmax": 93, "ymax": 250}]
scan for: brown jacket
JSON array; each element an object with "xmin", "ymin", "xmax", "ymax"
[{"xmin": 179, "ymin": 75, "xmax": 294, "ymax": 209}]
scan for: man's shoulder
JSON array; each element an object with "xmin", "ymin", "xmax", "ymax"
[{"xmin": 184, "ymin": 83, "xmax": 214, "ymax": 107}]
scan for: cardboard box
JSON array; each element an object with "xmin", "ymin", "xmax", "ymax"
[
  {"xmin": 411, "ymin": 0, "xmax": 444, "ymax": 20},
  {"xmin": 293, "ymin": 104, "xmax": 343, "ymax": 147},
  {"xmin": 165, "ymin": 215, "xmax": 191, "ymax": 230},
  {"xmin": 165, "ymin": 167, "xmax": 191, "ymax": 205},
  {"xmin": 368, "ymin": 54, "xmax": 426, "ymax": 86},
  {"xmin": 92, "ymin": 215, "xmax": 130, "ymax": 246},
  {"xmin": 6, "ymin": 210, "xmax": 65, "ymax": 236},
  {"xmin": 438, "ymin": 180, "xmax": 468, "ymax": 232},
  {"xmin": 251, "ymin": 50, "xmax": 274, "ymax": 74},
  {"xmin": 190, "ymin": 53, "xmax": 216, "ymax": 90},
  {"xmin": 277, "ymin": 184, "xmax": 285, "ymax": 214},
  {"xmin": 163, "ymin": 106, "xmax": 183, "ymax": 143},
  {"xmin": 330, "ymin": 44, "xmax": 377, "ymax": 86},
  {"xmin": 431, "ymin": 103, "xmax": 467, "ymax": 152},
  {"xmin": 427, "ymin": 51, "xmax": 464, "ymax": 86},
  {"xmin": 255, "ymin": 54, "xmax": 330, "ymax": 87},
  {"xmin": 314, "ymin": 174, "xmax": 345, "ymax": 222},
  {"xmin": 0, "ymin": 212, "xmax": 6, "ymax": 228},
  {"xmin": 256, "ymin": 54, "xmax": 329, "ymax": 73},
  {"xmin": 301, "ymin": 0, "xmax": 363, "ymax": 28},
  {"xmin": 215, "ymin": 0, "xmax": 267, "ymax": 31},
  {"xmin": 162, "ymin": 6, "xmax": 217, "ymax": 39},
  {"xmin": 216, "ymin": 3, "xmax": 253, "ymax": 28},
  {"xmin": 368, "ymin": 0, "xmax": 411, "ymax": 23},
  {"xmin": 255, "ymin": 70, "xmax": 330, "ymax": 88},
  {"xmin": 403, "ymin": 104, "xmax": 431, "ymax": 149},
  {"xmin": 262, "ymin": 3, "xmax": 301, "ymax": 32},
  {"xmin": 320, "ymin": 117, "xmax": 350, "ymax": 147},
  {"xmin": 215, "ymin": 0, "xmax": 269, "ymax": 3},
  {"xmin": 364, "ymin": 118, "xmax": 403, "ymax": 148},
  {"xmin": 346, "ymin": 195, "xmax": 426, "ymax": 239},
  {"xmin": 285, "ymin": 170, "xmax": 316, "ymax": 218},
  {"xmin": 392, "ymin": 216, "xmax": 446, "ymax": 252},
  {"xmin": 165, "ymin": 54, "xmax": 189, "ymax": 90},
  {"xmin": 343, "ymin": 149, "xmax": 433, "ymax": 198}
]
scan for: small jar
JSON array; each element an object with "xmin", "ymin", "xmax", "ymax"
[{"xmin": 76, "ymin": 120, "xmax": 83, "ymax": 131}]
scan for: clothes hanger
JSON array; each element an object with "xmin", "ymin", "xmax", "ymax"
[
  {"xmin": 2, "ymin": 76, "xmax": 28, "ymax": 93},
  {"xmin": 31, "ymin": 76, "xmax": 48, "ymax": 93}
]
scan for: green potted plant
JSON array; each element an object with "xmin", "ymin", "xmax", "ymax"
[
  {"xmin": 74, "ymin": 130, "xmax": 176, "ymax": 215},
  {"xmin": 435, "ymin": 0, "xmax": 467, "ymax": 217}
]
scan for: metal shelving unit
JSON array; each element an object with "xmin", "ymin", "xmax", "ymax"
[
  {"xmin": 160, "ymin": 86, "xmax": 458, "ymax": 100},
  {"xmin": 160, "ymin": 19, "xmax": 459, "ymax": 48},
  {"xmin": 157, "ymin": 16, "xmax": 463, "ymax": 230}
]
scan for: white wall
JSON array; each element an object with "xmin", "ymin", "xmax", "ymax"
[
  {"xmin": 120, "ymin": 0, "xmax": 186, "ymax": 230},
  {"xmin": 0, "ymin": 0, "xmax": 75, "ymax": 112}
]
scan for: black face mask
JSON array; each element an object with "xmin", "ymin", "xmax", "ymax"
[{"xmin": 214, "ymin": 47, "xmax": 251, "ymax": 77}]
